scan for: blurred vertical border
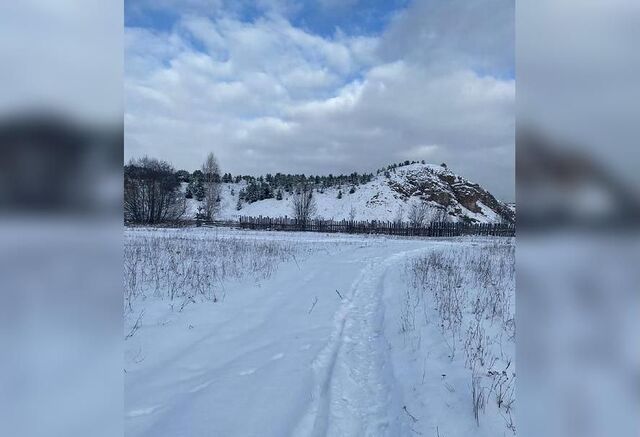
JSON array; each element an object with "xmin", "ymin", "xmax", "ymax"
[
  {"xmin": 518, "ymin": 1, "xmax": 640, "ymax": 436},
  {"xmin": 0, "ymin": 1, "xmax": 123, "ymax": 437},
  {"xmin": 1, "ymin": 1, "xmax": 639, "ymax": 437}
]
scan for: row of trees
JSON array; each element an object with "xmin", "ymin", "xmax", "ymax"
[
  {"xmin": 376, "ymin": 160, "xmax": 448, "ymax": 178},
  {"xmin": 124, "ymin": 154, "xmax": 445, "ymax": 225},
  {"xmin": 174, "ymin": 168, "xmax": 374, "ymax": 205},
  {"xmin": 124, "ymin": 153, "xmax": 221, "ymax": 224},
  {"xmin": 124, "ymin": 152, "xmax": 326, "ymax": 224},
  {"xmin": 123, "ymin": 152, "xmax": 321, "ymax": 225},
  {"xmin": 376, "ymin": 160, "xmax": 427, "ymax": 174},
  {"xmin": 176, "ymin": 170, "xmax": 374, "ymax": 188}
]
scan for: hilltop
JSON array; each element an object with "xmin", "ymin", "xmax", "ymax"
[{"xmin": 185, "ymin": 162, "xmax": 513, "ymax": 224}]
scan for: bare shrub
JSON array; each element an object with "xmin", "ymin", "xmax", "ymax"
[
  {"xmin": 348, "ymin": 205, "xmax": 357, "ymax": 221},
  {"xmin": 463, "ymin": 318, "xmax": 491, "ymax": 369},
  {"xmin": 430, "ymin": 207, "xmax": 449, "ymax": 223},
  {"xmin": 291, "ymin": 185, "xmax": 317, "ymax": 226},
  {"xmin": 124, "ymin": 157, "xmax": 185, "ymax": 224},
  {"xmin": 407, "ymin": 200, "xmax": 429, "ymax": 227}
]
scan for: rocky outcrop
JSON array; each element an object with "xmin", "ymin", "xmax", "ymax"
[{"xmin": 385, "ymin": 164, "xmax": 514, "ymax": 223}]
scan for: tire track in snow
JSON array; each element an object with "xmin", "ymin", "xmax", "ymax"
[{"xmin": 294, "ymin": 250, "xmax": 417, "ymax": 437}]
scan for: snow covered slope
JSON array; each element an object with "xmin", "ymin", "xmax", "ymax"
[{"xmin": 188, "ymin": 163, "xmax": 514, "ymax": 224}]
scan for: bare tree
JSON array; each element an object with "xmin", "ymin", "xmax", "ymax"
[
  {"xmin": 291, "ymin": 185, "xmax": 317, "ymax": 226},
  {"xmin": 394, "ymin": 205, "xmax": 405, "ymax": 224},
  {"xmin": 430, "ymin": 207, "xmax": 449, "ymax": 223},
  {"xmin": 124, "ymin": 157, "xmax": 185, "ymax": 224},
  {"xmin": 348, "ymin": 205, "xmax": 357, "ymax": 221},
  {"xmin": 201, "ymin": 152, "xmax": 221, "ymax": 220},
  {"xmin": 408, "ymin": 200, "xmax": 429, "ymax": 227}
]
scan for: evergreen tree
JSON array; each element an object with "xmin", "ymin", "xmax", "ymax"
[
  {"xmin": 187, "ymin": 176, "xmax": 205, "ymax": 201},
  {"xmin": 337, "ymin": 190, "xmax": 343, "ymax": 199},
  {"xmin": 175, "ymin": 170, "xmax": 191, "ymax": 183},
  {"xmin": 261, "ymin": 182, "xmax": 273, "ymax": 199},
  {"xmin": 245, "ymin": 182, "xmax": 257, "ymax": 203}
]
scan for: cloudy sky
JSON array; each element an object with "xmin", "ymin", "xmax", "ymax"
[{"xmin": 125, "ymin": 0, "xmax": 514, "ymax": 201}]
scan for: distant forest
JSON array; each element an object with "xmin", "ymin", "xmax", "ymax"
[{"xmin": 176, "ymin": 159, "xmax": 430, "ymax": 205}]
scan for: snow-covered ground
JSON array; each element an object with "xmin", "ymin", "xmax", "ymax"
[{"xmin": 124, "ymin": 228, "xmax": 515, "ymax": 436}]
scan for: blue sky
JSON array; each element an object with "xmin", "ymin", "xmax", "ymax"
[
  {"xmin": 125, "ymin": 0, "xmax": 515, "ymax": 200},
  {"xmin": 126, "ymin": 0, "xmax": 410, "ymax": 37}
]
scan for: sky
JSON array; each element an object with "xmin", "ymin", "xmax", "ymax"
[{"xmin": 125, "ymin": 0, "xmax": 515, "ymax": 201}]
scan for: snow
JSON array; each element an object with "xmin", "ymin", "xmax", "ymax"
[
  {"xmin": 125, "ymin": 227, "xmax": 515, "ymax": 436},
  {"xmin": 184, "ymin": 163, "xmax": 510, "ymax": 223}
]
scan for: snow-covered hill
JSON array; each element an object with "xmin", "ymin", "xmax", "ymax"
[{"xmin": 188, "ymin": 163, "xmax": 514, "ymax": 224}]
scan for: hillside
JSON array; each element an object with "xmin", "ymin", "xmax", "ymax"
[{"xmin": 187, "ymin": 163, "xmax": 514, "ymax": 224}]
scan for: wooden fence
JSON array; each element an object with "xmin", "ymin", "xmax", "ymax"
[{"xmin": 234, "ymin": 216, "xmax": 515, "ymax": 237}]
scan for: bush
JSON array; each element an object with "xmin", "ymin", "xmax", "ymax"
[{"xmin": 124, "ymin": 157, "xmax": 185, "ymax": 224}]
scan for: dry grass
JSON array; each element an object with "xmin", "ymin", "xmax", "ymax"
[
  {"xmin": 405, "ymin": 239, "xmax": 515, "ymax": 431},
  {"xmin": 124, "ymin": 230, "xmax": 297, "ymax": 314}
]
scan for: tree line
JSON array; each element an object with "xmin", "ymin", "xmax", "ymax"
[
  {"xmin": 124, "ymin": 152, "xmax": 381, "ymax": 224},
  {"xmin": 182, "ymin": 169, "xmax": 374, "ymax": 206},
  {"xmin": 124, "ymin": 154, "xmax": 445, "ymax": 225},
  {"xmin": 123, "ymin": 153, "xmax": 321, "ymax": 225}
]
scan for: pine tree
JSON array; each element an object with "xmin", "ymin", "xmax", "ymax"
[
  {"xmin": 187, "ymin": 176, "xmax": 205, "ymax": 201},
  {"xmin": 261, "ymin": 182, "xmax": 273, "ymax": 199},
  {"xmin": 337, "ymin": 190, "xmax": 343, "ymax": 199}
]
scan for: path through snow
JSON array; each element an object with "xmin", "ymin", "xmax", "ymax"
[{"xmin": 125, "ymin": 230, "xmax": 479, "ymax": 437}]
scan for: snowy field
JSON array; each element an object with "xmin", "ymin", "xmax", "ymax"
[{"xmin": 124, "ymin": 227, "xmax": 515, "ymax": 436}]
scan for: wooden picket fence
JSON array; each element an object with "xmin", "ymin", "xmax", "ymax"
[{"xmin": 235, "ymin": 216, "xmax": 515, "ymax": 237}]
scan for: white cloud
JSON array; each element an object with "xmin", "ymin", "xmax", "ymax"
[{"xmin": 125, "ymin": 1, "xmax": 515, "ymax": 200}]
